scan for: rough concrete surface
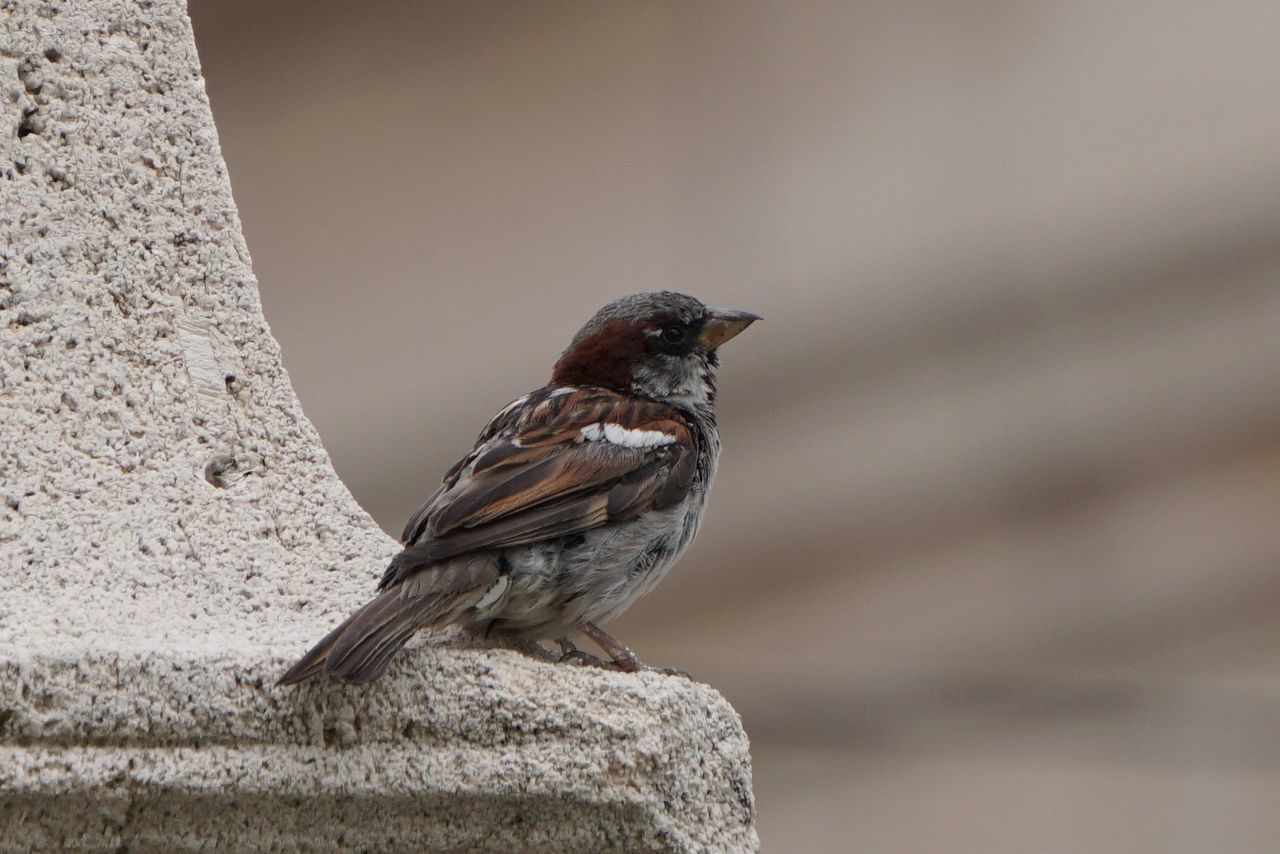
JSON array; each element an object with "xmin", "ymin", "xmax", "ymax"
[{"xmin": 0, "ymin": 1, "xmax": 757, "ymax": 849}]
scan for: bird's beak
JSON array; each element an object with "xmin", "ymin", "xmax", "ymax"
[{"xmin": 700, "ymin": 309, "xmax": 761, "ymax": 349}]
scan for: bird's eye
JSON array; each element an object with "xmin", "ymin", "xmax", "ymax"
[{"xmin": 661, "ymin": 325, "xmax": 685, "ymax": 343}]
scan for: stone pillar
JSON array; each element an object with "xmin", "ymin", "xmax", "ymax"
[{"xmin": 0, "ymin": 1, "xmax": 757, "ymax": 848}]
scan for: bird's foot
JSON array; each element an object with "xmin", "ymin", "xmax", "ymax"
[
  {"xmin": 499, "ymin": 637, "xmax": 563, "ymax": 664},
  {"xmin": 574, "ymin": 623, "xmax": 693, "ymax": 679},
  {"xmin": 553, "ymin": 637, "xmax": 616, "ymax": 670},
  {"xmin": 559, "ymin": 649, "xmax": 623, "ymax": 670},
  {"xmin": 555, "ymin": 637, "xmax": 579, "ymax": 658}
]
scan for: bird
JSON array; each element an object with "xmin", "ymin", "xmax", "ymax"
[{"xmin": 278, "ymin": 291, "xmax": 758, "ymax": 685}]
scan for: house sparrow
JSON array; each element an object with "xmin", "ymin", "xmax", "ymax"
[{"xmin": 279, "ymin": 291, "xmax": 758, "ymax": 685}]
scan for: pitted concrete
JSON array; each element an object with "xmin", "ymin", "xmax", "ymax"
[{"xmin": 0, "ymin": 1, "xmax": 757, "ymax": 849}]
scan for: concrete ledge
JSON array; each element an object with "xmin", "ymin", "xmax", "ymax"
[
  {"xmin": 0, "ymin": 0, "xmax": 757, "ymax": 849},
  {"xmin": 1, "ymin": 644, "xmax": 754, "ymax": 850}
]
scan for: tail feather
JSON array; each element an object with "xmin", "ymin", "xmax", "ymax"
[
  {"xmin": 325, "ymin": 591, "xmax": 440, "ymax": 684},
  {"xmin": 278, "ymin": 559, "xmax": 499, "ymax": 687},
  {"xmin": 329, "ymin": 616, "xmax": 425, "ymax": 684},
  {"xmin": 276, "ymin": 595, "xmax": 385, "ymax": 686},
  {"xmin": 277, "ymin": 587, "xmax": 469, "ymax": 686}
]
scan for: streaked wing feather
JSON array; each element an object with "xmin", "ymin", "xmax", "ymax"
[
  {"xmin": 401, "ymin": 483, "xmax": 446, "ymax": 544},
  {"xmin": 392, "ymin": 492, "xmax": 612, "ymax": 575},
  {"xmin": 596, "ymin": 450, "xmax": 672, "ymax": 517},
  {"xmin": 385, "ymin": 387, "xmax": 699, "ymax": 590},
  {"xmin": 429, "ymin": 444, "xmax": 643, "ymax": 534}
]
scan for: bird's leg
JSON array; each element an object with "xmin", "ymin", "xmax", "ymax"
[
  {"xmin": 579, "ymin": 623, "xmax": 640, "ymax": 672},
  {"xmin": 556, "ymin": 635, "xmax": 618, "ymax": 670},
  {"xmin": 556, "ymin": 637, "xmax": 579, "ymax": 657},
  {"xmin": 580, "ymin": 622, "xmax": 691, "ymax": 678}
]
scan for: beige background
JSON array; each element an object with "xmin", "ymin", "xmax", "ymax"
[{"xmin": 190, "ymin": 2, "xmax": 1280, "ymax": 850}]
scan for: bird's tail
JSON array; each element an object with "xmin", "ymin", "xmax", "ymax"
[{"xmin": 277, "ymin": 587, "xmax": 441, "ymax": 686}]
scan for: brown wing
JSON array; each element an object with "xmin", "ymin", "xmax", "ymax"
[
  {"xmin": 398, "ymin": 390, "xmax": 532, "ymax": 545},
  {"xmin": 380, "ymin": 387, "xmax": 699, "ymax": 591}
]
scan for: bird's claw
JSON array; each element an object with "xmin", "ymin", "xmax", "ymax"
[
  {"xmin": 557, "ymin": 629, "xmax": 691, "ymax": 677},
  {"xmin": 559, "ymin": 648, "xmax": 621, "ymax": 670},
  {"xmin": 557, "ymin": 647, "xmax": 690, "ymax": 678},
  {"xmin": 555, "ymin": 637, "xmax": 579, "ymax": 657}
]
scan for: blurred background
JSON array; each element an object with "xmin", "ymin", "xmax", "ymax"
[{"xmin": 190, "ymin": 2, "xmax": 1280, "ymax": 850}]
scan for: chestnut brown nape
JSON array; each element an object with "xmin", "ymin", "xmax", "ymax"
[
  {"xmin": 550, "ymin": 318, "xmax": 650, "ymax": 390},
  {"xmin": 550, "ymin": 291, "xmax": 712, "ymax": 391}
]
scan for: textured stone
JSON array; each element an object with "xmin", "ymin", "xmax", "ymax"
[{"xmin": 0, "ymin": 1, "xmax": 757, "ymax": 849}]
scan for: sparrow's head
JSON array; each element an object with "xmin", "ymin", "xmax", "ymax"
[{"xmin": 551, "ymin": 291, "xmax": 759, "ymax": 411}]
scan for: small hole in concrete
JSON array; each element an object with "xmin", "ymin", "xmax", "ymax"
[
  {"xmin": 17, "ymin": 106, "xmax": 42, "ymax": 139},
  {"xmin": 43, "ymin": 48, "xmax": 61, "ymax": 62},
  {"xmin": 204, "ymin": 454, "xmax": 234, "ymax": 488},
  {"xmin": 203, "ymin": 452, "xmax": 261, "ymax": 488}
]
